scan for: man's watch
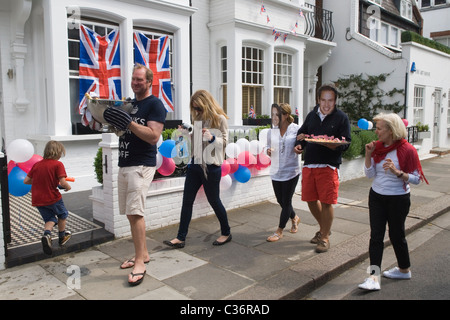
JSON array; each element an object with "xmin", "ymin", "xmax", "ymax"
[{"xmin": 397, "ymin": 171, "xmax": 404, "ymax": 178}]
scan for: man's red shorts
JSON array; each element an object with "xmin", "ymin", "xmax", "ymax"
[{"xmin": 301, "ymin": 166, "xmax": 339, "ymax": 204}]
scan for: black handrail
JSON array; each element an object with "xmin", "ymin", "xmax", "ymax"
[{"xmin": 304, "ymin": 3, "xmax": 335, "ymax": 42}]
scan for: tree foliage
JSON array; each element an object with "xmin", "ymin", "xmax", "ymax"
[{"xmin": 335, "ymin": 72, "xmax": 405, "ymax": 122}]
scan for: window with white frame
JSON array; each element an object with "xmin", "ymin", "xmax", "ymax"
[
  {"xmin": 368, "ymin": 18, "xmax": 403, "ymax": 49},
  {"xmin": 242, "ymin": 46, "xmax": 264, "ymax": 116},
  {"xmin": 420, "ymin": 0, "xmax": 447, "ymax": 8},
  {"xmin": 400, "ymin": 0, "xmax": 413, "ymax": 20},
  {"xmin": 134, "ymin": 27, "xmax": 175, "ymax": 120},
  {"xmin": 413, "ymin": 86, "xmax": 425, "ymax": 125},
  {"xmin": 67, "ymin": 18, "xmax": 175, "ymax": 134},
  {"xmin": 273, "ymin": 51, "xmax": 292, "ymax": 105},
  {"xmin": 221, "ymin": 46, "xmax": 227, "ymax": 114},
  {"xmin": 68, "ymin": 19, "xmax": 119, "ymax": 133}
]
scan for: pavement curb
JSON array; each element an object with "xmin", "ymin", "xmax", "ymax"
[{"xmin": 283, "ymin": 194, "xmax": 450, "ymax": 300}]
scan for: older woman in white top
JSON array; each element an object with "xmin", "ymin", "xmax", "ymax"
[
  {"xmin": 359, "ymin": 113, "xmax": 428, "ymax": 291},
  {"xmin": 266, "ymin": 103, "xmax": 301, "ymax": 242}
]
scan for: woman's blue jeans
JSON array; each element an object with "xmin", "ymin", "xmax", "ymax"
[{"xmin": 176, "ymin": 163, "xmax": 230, "ymax": 241}]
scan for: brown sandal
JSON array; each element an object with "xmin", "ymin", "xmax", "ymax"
[{"xmin": 290, "ymin": 216, "xmax": 300, "ymax": 233}]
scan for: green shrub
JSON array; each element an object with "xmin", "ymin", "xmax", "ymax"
[
  {"xmin": 358, "ymin": 130, "xmax": 378, "ymax": 156},
  {"xmin": 94, "ymin": 147, "xmax": 103, "ymax": 184},
  {"xmin": 343, "ymin": 131, "xmax": 362, "ymax": 160}
]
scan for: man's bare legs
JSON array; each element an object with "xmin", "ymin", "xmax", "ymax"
[
  {"xmin": 127, "ymin": 215, "xmax": 150, "ymax": 283},
  {"xmin": 307, "ymin": 200, "xmax": 334, "ymax": 242}
]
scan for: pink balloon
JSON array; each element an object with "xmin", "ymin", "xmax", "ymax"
[
  {"xmin": 226, "ymin": 158, "xmax": 239, "ymax": 174},
  {"xmin": 221, "ymin": 161, "xmax": 230, "ymax": 177},
  {"xmin": 157, "ymin": 156, "xmax": 175, "ymax": 176},
  {"xmin": 237, "ymin": 151, "xmax": 256, "ymax": 168},
  {"xmin": 256, "ymin": 152, "xmax": 271, "ymax": 170},
  {"xmin": 7, "ymin": 160, "xmax": 17, "ymax": 175},
  {"xmin": 402, "ymin": 119, "xmax": 408, "ymax": 127},
  {"xmin": 17, "ymin": 154, "xmax": 43, "ymax": 174}
]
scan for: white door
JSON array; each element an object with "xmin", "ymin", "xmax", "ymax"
[{"xmin": 433, "ymin": 89, "xmax": 441, "ymax": 148}]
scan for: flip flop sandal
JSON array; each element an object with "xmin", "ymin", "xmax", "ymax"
[
  {"xmin": 290, "ymin": 216, "xmax": 300, "ymax": 233},
  {"xmin": 128, "ymin": 271, "xmax": 146, "ymax": 286},
  {"xmin": 120, "ymin": 258, "xmax": 150, "ymax": 269},
  {"xmin": 266, "ymin": 233, "xmax": 283, "ymax": 242}
]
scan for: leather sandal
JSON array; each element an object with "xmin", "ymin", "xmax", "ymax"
[
  {"xmin": 266, "ymin": 232, "xmax": 283, "ymax": 242},
  {"xmin": 290, "ymin": 216, "xmax": 300, "ymax": 233}
]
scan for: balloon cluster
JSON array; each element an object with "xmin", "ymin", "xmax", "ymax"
[
  {"xmin": 220, "ymin": 128, "xmax": 271, "ymax": 190},
  {"xmin": 156, "ymin": 135, "xmax": 176, "ymax": 176},
  {"xmin": 357, "ymin": 118, "xmax": 373, "ymax": 130},
  {"xmin": 155, "ymin": 128, "xmax": 272, "ymax": 191},
  {"xmin": 6, "ymin": 139, "xmax": 42, "ymax": 197}
]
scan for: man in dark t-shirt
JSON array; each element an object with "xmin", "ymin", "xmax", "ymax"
[{"xmin": 103, "ymin": 64, "xmax": 166, "ymax": 286}]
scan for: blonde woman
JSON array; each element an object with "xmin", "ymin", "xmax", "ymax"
[
  {"xmin": 359, "ymin": 113, "xmax": 428, "ymax": 291},
  {"xmin": 164, "ymin": 90, "xmax": 231, "ymax": 248},
  {"xmin": 266, "ymin": 103, "xmax": 301, "ymax": 242}
]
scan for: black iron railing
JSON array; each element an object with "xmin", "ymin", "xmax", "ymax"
[
  {"xmin": 304, "ymin": 3, "xmax": 335, "ymax": 42},
  {"xmin": 407, "ymin": 126, "xmax": 418, "ymax": 144}
]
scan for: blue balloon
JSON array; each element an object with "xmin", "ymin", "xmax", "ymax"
[
  {"xmin": 158, "ymin": 139, "xmax": 176, "ymax": 158},
  {"xmin": 8, "ymin": 166, "xmax": 31, "ymax": 197},
  {"xmin": 234, "ymin": 165, "xmax": 251, "ymax": 183},
  {"xmin": 358, "ymin": 118, "xmax": 369, "ymax": 130}
]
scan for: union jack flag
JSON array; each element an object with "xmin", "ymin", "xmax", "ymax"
[
  {"xmin": 249, "ymin": 105, "xmax": 256, "ymax": 119},
  {"xmin": 133, "ymin": 31, "xmax": 174, "ymax": 112},
  {"xmin": 78, "ymin": 25, "xmax": 121, "ymax": 126}
]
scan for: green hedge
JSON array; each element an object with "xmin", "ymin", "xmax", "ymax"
[
  {"xmin": 401, "ymin": 31, "xmax": 450, "ymax": 55},
  {"xmin": 342, "ymin": 128, "xmax": 378, "ymax": 160}
]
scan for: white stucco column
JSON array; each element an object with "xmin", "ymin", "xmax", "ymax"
[{"xmin": 94, "ymin": 133, "xmax": 128, "ymax": 237}]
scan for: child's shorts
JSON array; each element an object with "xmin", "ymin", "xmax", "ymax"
[
  {"xmin": 37, "ymin": 199, "xmax": 69, "ymax": 224},
  {"xmin": 301, "ymin": 166, "xmax": 340, "ymax": 204}
]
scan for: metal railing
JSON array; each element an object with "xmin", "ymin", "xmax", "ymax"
[
  {"xmin": 407, "ymin": 126, "xmax": 418, "ymax": 144},
  {"xmin": 304, "ymin": 3, "xmax": 335, "ymax": 42}
]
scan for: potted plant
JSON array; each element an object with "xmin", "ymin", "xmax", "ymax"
[{"xmin": 416, "ymin": 122, "xmax": 431, "ymax": 139}]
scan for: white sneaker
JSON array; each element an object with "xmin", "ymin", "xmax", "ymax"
[
  {"xmin": 383, "ymin": 267, "xmax": 411, "ymax": 279},
  {"xmin": 358, "ymin": 277, "xmax": 380, "ymax": 291}
]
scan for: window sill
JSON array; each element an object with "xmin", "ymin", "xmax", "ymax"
[{"xmin": 27, "ymin": 134, "xmax": 102, "ymax": 143}]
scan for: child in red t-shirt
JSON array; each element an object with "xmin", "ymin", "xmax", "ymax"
[{"xmin": 24, "ymin": 140, "xmax": 72, "ymax": 255}]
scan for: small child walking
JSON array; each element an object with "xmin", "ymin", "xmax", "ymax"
[{"xmin": 24, "ymin": 140, "xmax": 72, "ymax": 255}]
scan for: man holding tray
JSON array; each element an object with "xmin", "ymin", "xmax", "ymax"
[{"xmin": 294, "ymin": 83, "xmax": 351, "ymax": 253}]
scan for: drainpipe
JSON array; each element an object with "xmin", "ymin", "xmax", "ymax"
[
  {"xmin": 189, "ymin": 0, "xmax": 193, "ymax": 96},
  {"xmin": 404, "ymin": 71, "xmax": 408, "ymax": 119}
]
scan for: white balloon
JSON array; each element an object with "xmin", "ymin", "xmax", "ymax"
[
  {"xmin": 156, "ymin": 152, "xmax": 163, "ymax": 170},
  {"xmin": 7, "ymin": 139, "xmax": 34, "ymax": 163},
  {"xmin": 157, "ymin": 135, "xmax": 163, "ymax": 148},
  {"xmin": 249, "ymin": 140, "xmax": 263, "ymax": 155},
  {"xmin": 225, "ymin": 143, "xmax": 240, "ymax": 159},
  {"xmin": 258, "ymin": 128, "xmax": 270, "ymax": 146},
  {"xmin": 220, "ymin": 174, "xmax": 232, "ymax": 191},
  {"xmin": 367, "ymin": 121, "xmax": 374, "ymax": 130},
  {"xmin": 236, "ymin": 138, "xmax": 250, "ymax": 152}
]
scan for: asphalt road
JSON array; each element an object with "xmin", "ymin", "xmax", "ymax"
[{"xmin": 304, "ymin": 210, "xmax": 450, "ymax": 300}]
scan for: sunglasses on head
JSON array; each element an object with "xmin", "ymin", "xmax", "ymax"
[{"xmin": 193, "ymin": 106, "xmax": 202, "ymax": 112}]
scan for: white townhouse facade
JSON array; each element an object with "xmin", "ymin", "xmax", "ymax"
[
  {"xmin": 321, "ymin": 0, "xmax": 450, "ymax": 155},
  {"xmin": 0, "ymin": 0, "xmax": 335, "ymax": 192},
  {"xmin": 0, "ymin": 0, "xmax": 338, "ymax": 268}
]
